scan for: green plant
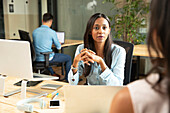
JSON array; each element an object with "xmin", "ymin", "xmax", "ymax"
[{"xmin": 103, "ymin": 0, "xmax": 149, "ymax": 44}]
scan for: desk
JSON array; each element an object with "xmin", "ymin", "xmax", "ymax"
[
  {"xmin": 133, "ymin": 44, "xmax": 149, "ymax": 57},
  {"xmin": 61, "ymin": 39, "xmax": 83, "ymax": 48},
  {"xmin": 133, "ymin": 45, "xmax": 149, "ymax": 79},
  {"xmin": 0, "ymin": 76, "xmax": 68, "ymax": 113},
  {"xmin": 0, "ymin": 102, "xmax": 23, "ymax": 113},
  {"xmin": 133, "ymin": 44, "xmax": 161, "ymax": 57},
  {"xmin": 52, "ymin": 39, "xmax": 83, "ymax": 50},
  {"xmin": 133, "ymin": 44, "xmax": 162, "ymax": 79}
]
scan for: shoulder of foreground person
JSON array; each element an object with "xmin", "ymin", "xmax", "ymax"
[{"xmin": 109, "ymin": 87, "xmax": 134, "ymax": 113}]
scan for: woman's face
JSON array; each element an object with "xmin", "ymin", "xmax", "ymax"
[{"xmin": 91, "ymin": 17, "xmax": 111, "ymax": 44}]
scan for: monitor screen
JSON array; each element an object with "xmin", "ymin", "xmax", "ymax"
[{"xmin": 56, "ymin": 32, "xmax": 65, "ymax": 44}]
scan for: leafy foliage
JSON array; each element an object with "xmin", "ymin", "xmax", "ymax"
[{"xmin": 103, "ymin": 0, "xmax": 149, "ymax": 44}]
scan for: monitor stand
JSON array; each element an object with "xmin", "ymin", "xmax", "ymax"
[
  {"xmin": 2, "ymin": 78, "xmax": 46, "ymax": 99},
  {"xmin": 0, "ymin": 75, "xmax": 6, "ymax": 95}
]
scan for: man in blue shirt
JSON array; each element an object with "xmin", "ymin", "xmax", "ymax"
[{"xmin": 32, "ymin": 13, "xmax": 72, "ymax": 82}]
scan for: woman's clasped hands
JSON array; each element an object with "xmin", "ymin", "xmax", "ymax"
[{"xmin": 74, "ymin": 48, "xmax": 102, "ymax": 66}]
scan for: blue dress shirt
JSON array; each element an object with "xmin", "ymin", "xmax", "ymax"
[
  {"xmin": 32, "ymin": 25, "xmax": 61, "ymax": 61},
  {"xmin": 68, "ymin": 44, "xmax": 126, "ymax": 86}
]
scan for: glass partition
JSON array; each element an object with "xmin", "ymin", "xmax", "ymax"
[{"xmin": 57, "ymin": 0, "xmax": 113, "ymax": 40}]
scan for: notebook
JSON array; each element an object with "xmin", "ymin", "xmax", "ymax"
[
  {"xmin": 64, "ymin": 85, "xmax": 123, "ymax": 113},
  {"xmin": 0, "ymin": 39, "xmax": 59, "ymax": 81},
  {"xmin": 56, "ymin": 31, "xmax": 65, "ymax": 44}
]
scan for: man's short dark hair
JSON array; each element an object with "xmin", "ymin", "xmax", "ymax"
[{"xmin": 43, "ymin": 13, "xmax": 53, "ymax": 22}]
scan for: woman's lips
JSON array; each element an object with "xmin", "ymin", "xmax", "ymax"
[{"xmin": 97, "ymin": 36, "xmax": 104, "ymax": 39}]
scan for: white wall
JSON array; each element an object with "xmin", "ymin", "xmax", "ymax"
[
  {"xmin": 41, "ymin": 0, "xmax": 47, "ymax": 17},
  {"xmin": 3, "ymin": 0, "xmax": 39, "ymax": 39}
]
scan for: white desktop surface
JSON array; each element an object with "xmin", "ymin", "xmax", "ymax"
[
  {"xmin": 0, "ymin": 76, "xmax": 68, "ymax": 113},
  {"xmin": 0, "ymin": 76, "xmax": 122, "ymax": 113}
]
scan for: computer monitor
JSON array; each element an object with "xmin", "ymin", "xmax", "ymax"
[
  {"xmin": 0, "ymin": 39, "xmax": 58, "ymax": 81},
  {"xmin": 0, "ymin": 39, "xmax": 33, "ymax": 79},
  {"xmin": 0, "ymin": 39, "xmax": 59, "ymax": 97},
  {"xmin": 56, "ymin": 31, "xmax": 65, "ymax": 44},
  {"xmin": 64, "ymin": 85, "xmax": 123, "ymax": 113}
]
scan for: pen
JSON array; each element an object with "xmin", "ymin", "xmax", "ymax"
[
  {"xmin": 47, "ymin": 90, "xmax": 57, "ymax": 98},
  {"xmin": 52, "ymin": 93, "xmax": 59, "ymax": 100}
]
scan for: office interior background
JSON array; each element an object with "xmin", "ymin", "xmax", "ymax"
[
  {"xmin": 0, "ymin": 0, "xmax": 151, "ymax": 81},
  {"xmin": 0, "ymin": 0, "xmax": 115, "ymax": 56}
]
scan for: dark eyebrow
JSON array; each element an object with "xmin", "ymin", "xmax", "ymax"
[
  {"xmin": 94, "ymin": 24, "xmax": 107, "ymax": 26},
  {"xmin": 102, "ymin": 24, "xmax": 107, "ymax": 26},
  {"xmin": 94, "ymin": 24, "xmax": 99, "ymax": 26}
]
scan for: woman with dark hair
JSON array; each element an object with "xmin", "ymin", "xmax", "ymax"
[
  {"xmin": 68, "ymin": 13, "xmax": 126, "ymax": 85},
  {"xmin": 109, "ymin": 0, "xmax": 169, "ymax": 113}
]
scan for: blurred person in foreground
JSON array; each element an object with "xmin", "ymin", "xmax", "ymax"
[{"xmin": 109, "ymin": 0, "xmax": 169, "ymax": 113}]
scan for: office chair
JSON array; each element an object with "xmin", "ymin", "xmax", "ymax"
[
  {"xmin": 18, "ymin": 30, "xmax": 59, "ymax": 75},
  {"xmin": 113, "ymin": 40, "xmax": 134, "ymax": 85}
]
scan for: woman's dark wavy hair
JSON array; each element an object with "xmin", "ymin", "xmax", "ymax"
[
  {"xmin": 83, "ymin": 13, "xmax": 113, "ymax": 77},
  {"xmin": 147, "ymin": 0, "xmax": 170, "ymax": 110}
]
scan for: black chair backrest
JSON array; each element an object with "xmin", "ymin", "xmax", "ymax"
[
  {"xmin": 113, "ymin": 40, "xmax": 134, "ymax": 85},
  {"xmin": 18, "ymin": 30, "xmax": 36, "ymax": 62}
]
